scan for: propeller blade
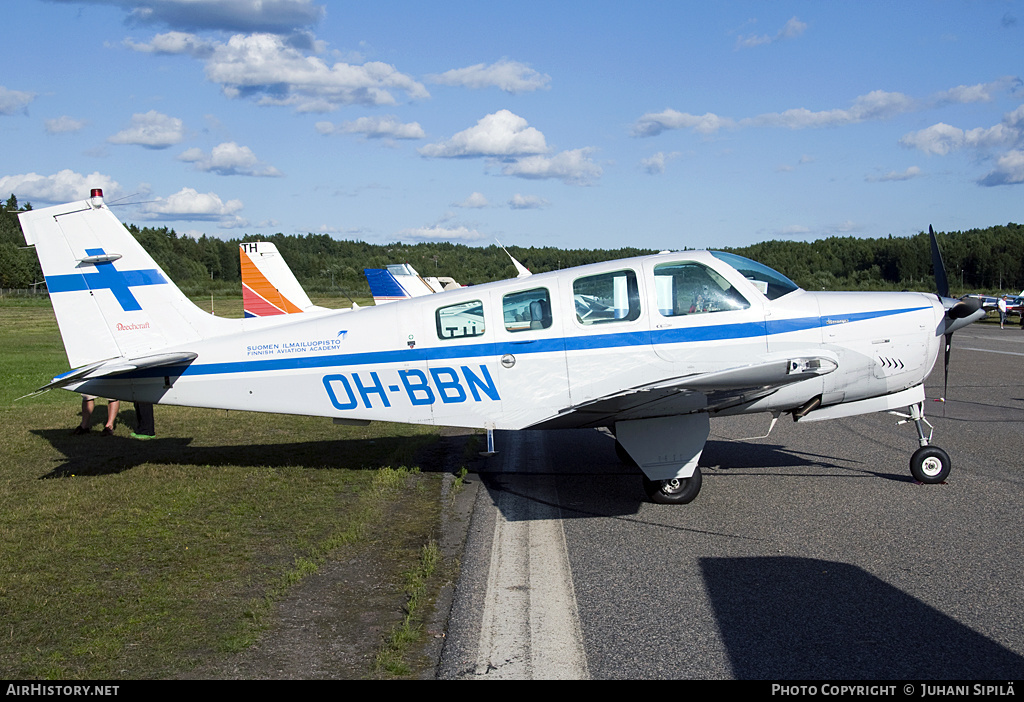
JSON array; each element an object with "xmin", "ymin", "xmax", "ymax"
[
  {"xmin": 929, "ymin": 225, "xmax": 950, "ymax": 299},
  {"xmin": 941, "ymin": 335, "xmax": 951, "ymax": 403}
]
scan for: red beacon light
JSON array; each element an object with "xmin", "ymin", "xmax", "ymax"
[{"xmin": 89, "ymin": 188, "xmax": 104, "ymax": 208}]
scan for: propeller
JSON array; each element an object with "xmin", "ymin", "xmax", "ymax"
[{"xmin": 928, "ymin": 225, "xmax": 985, "ymax": 402}]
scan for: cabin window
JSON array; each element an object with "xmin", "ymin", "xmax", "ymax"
[
  {"xmin": 654, "ymin": 262, "xmax": 750, "ymax": 316},
  {"xmin": 436, "ymin": 300, "xmax": 486, "ymax": 339},
  {"xmin": 573, "ymin": 269, "xmax": 641, "ymax": 324},
  {"xmin": 503, "ymin": 288, "xmax": 553, "ymax": 332}
]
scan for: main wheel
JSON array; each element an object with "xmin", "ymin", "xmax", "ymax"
[
  {"xmin": 642, "ymin": 467, "xmax": 702, "ymax": 504},
  {"xmin": 615, "ymin": 439, "xmax": 637, "ymax": 466},
  {"xmin": 910, "ymin": 446, "xmax": 951, "ymax": 484}
]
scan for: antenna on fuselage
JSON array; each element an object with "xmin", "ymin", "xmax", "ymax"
[{"xmin": 495, "ymin": 239, "xmax": 532, "ymax": 278}]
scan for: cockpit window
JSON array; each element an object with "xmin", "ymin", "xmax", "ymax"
[
  {"xmin": 710, "ymin": 251, "xmax": 800, "ymax": 300},
  {"xmin": 654, "ymin": 262, "xmax": 750, "ymax": 316},
  {"xmin": 436, "ymin": 300, "xmax": 485, "ymax": 339},
  {"xmin": 573, "ymin": 269, "xmax": 641, "ymax": 324}
]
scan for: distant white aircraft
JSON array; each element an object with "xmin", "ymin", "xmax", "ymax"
[
  {"xmin": 21, "ymin": 190, "xmax": 984, "ymax": 504},
  {"xmin": 365, "ymin": 263, "xmax": 461, "ymax": 304}
]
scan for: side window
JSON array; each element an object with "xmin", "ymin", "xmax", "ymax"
[
  {"xmin": 573, "ymin": 269, "xmax": 641, "ymax": 324},
  {"xmin": 503, "ymin": 288, "xmax": 553, "ymax": 332},
  {"xmin": 654, "ymin": 262, "xmax": 750, "ymax": 316},
  {"xmin": 436, "ymin": 300, "xmax": 486, "ymax": 339}
]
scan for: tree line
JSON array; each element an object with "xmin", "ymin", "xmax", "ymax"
[{"xmin": 3, "ymin": 194, "xmax": 1022, "ymax": 296}]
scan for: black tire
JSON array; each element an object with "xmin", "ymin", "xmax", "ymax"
[
  {"xmin": 615, "ymin": 440, "xmax": 637, "ymax": 466},
  {"xmin": 642, "ymin": 467, "xmax": 702, "ymax": 504},
  {"xmin": 910, "ymin": 446, "xmax": 951, "ymax": 484}
]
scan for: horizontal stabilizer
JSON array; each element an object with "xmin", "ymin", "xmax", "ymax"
[{"xmin": 40, "ymin": 351, "xmax": 198, "ymax": 392}]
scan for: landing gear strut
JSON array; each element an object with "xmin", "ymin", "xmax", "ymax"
[{"xmin": 894, "ymin": 402, "xmax": 951, "ymax": 484}]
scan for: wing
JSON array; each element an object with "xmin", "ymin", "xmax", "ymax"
[{"xmin": 527, "ymin": 355, "xmax": 837, "ymax": 429}]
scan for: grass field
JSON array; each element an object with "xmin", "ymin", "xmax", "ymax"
[{"xmin": 0, "ymin": 298, "xmax": 457, "ymax": 679}]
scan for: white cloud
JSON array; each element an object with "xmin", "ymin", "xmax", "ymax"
[
  {"xmin": 632, "ymin": 109, "xmax": 734, "ymax": 137},
  {"xmin": 419, "ymin": 110, "xmax": 548, "ymax": 158},
  {"xmin": 634, "ymin": 89, "xmax": 920, "ymax": 137},
  {"xmin": 501, "ymin": 148, "xmax": 602, "ymax": 185},
  {"xmin": 203, "ymin": 33, "xmax": 429, "ymax": 112},
  {"xmin": 736, "ymin": 16, "xmax": 807, "ymax": 49},
  {"xmin": 454, "ymin": 192, "xmax": 490, "ymax": 208},
  {"xmin": 640, "ymin": 151, "xmax": 682, "ymax": 174},
  {"xmin": 508, "ymin": 193, "xmax": 550, "ymax": 209},
  {"xmin": 896, "ymin": 103, "xmax": 1024, "ymax": 187},
  {"xmin": 64, "ymin": 0, "xmax": 325, "ymax": 34},
  {"xmin": 108, "ymin": 110, "xmax": 186, "ymax": 149},
  {"xmin": 898, "ymin": 122, "xmax": 967, "ymax": 155},
  {"xmin": 44, "ymin": 116, "xmax": 87, "ymax": 134},
  {"xmin": 428, "ymin": 59, "xmax": 551, "ymax": 94},
  {"xmin": 136, "ymin": 187, "xmax": 244, "ymax": 223},
  {"xmin": 931, "ymin": 77, "xmax": 1021, "ymax": 106},
  {"xmin": 315, "ymin": 115, "xmax": 425, "ymax": 139},
  {"xmin": 743, "ymin": 90, "xmax": 916, "ymax": 129},
  {"xmin": 123, "ymin": 31, "xmax": 216, "ymax": 57},
  {"xmin": 866, "ymin": 166, "xmax": 923, "ymax": 182},
  {"xmin": 979, "ymin": 150, "xmax": 1024, "ymax": 186},
  {"xmin": 178, "ymin": 142, "xmax": 282, "ymax": 176},
  {"xmin": 901, "ymin": 106, "xmax": 1024, "ymax": 156},
  {"xmin": 397, "ymin": 224, "xmax": 487, "ymax": 242},
  {"xmin": 0, "ymin": 170, "xmax": 120, "ymax": 203},
  {"xmin": 0, "ymin": 86, "xmax": 35, "ymax": 115}
]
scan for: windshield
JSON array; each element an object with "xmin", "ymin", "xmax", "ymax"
[{"xmin": 710, "ymin": 251, "xmax": 800, "ymax": 300}]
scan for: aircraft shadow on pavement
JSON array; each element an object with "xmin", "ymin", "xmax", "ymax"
[
  {"xmin": 479, "ymin": 434, "xmax": 912, "ymax": 521},
  {"xmin": 30, "ymin": 427, "xmax": 446, "ymax": 480},
  {"xmin": 701, "ymin": 556, "xmax": 1024, "ymax": 679}
]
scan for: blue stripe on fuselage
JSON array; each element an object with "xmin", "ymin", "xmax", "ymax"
[{"xmin": 117, "ymin": 306, "xmax": 930, "ymax": 380}]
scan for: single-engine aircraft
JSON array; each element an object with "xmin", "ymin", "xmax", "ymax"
[{"xmin": 20, "ymin": 190, "xmax": 985, "ymax": 504}]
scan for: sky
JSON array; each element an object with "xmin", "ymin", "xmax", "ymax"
[{"xmin": 1, "ymin": 0, "xmax": 1022, "ymax": 252}]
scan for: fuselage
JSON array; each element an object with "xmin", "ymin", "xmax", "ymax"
[{"xmin": 73, "ymin": 250, "xmax": 947, "ymax": 431}]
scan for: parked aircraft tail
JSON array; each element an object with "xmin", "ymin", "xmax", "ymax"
[
  {"xmin": 239, "ymin": 241, "xmax": 325, "ymax": 317},
  {"xmin": 18, "ymin": 189, "xmax": 232, "ymax": 370},
  {"xmin": 364, "ymin": 263, "xmax": 458, "ymax": 304}
]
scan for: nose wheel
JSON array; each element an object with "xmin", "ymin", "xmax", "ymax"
[
  {"xmin": 910, "ymin": 445, "xmax": 951, "ymax": 484},
  {"xmin": 893, "ymin": 401, "xmax": 951, "ymax": 484}
]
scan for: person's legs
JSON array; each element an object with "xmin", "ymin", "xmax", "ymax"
[
  {"xmin": 102, "ymin": 400, "xmax": 120, "ymax": 436},
  {"xmin": 73, "ymin": 395, "xmax": 95, "ymax": 434}
]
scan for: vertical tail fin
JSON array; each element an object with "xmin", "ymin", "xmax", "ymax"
[
  {"xmin": 364, "ymin": 267, "xmax": 414, "ymax": 304},
  {"xmin": 239, "ymin": 241, "xmax": 318, "ymax": 317},
  {"xmin": 364, "ymin": 263, "xmax": 450, "ymax": 304},
  {"xmin": 19, "ymin": 191, "xmax": 232, "ymax": 368}
]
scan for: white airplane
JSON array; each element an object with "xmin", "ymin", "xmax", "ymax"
[
  {"xmin": 239, "ymin": 241, "xmax": 330, "ymax": 317},
  {"xmin": 20, "ymin": 190, "xmax": 985, "ymax": 504}
]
